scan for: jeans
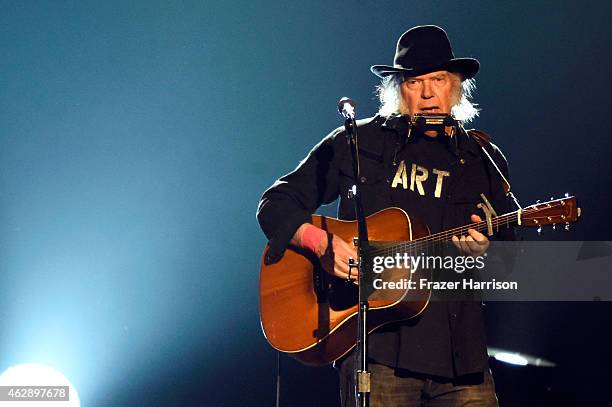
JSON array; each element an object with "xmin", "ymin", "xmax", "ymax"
[{"xmin": 337, "ymin": 358, "xmax": 498, "ymax": 407}]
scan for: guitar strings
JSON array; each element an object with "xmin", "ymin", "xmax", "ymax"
[
  {"xmin": 364, "ymin": 201, "xmax": 567, "ymax": 257},
  {"xmin": 369, "ymin": 202, "xmax": 562, "ymax": 257}
]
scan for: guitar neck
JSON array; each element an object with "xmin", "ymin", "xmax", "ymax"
[
  {"xmin": 380, "ymin": 195, "xmax": 579, "ymax": 255},
  {"xmin": 367, "ymin": 211, "xmax": 518, "ymax": 257},
  {"xmin": 419, "ymin": 210, "xmax": 519, "ymax": 244}
]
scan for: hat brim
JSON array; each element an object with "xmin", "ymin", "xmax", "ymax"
[{"xmin": 371, "ymin": 58, "xmax": 480, "ymax": 80}]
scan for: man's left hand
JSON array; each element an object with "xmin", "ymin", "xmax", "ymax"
[{"xmin": 451, "ymin": 214, "xmax": 489, "ymax": 257}]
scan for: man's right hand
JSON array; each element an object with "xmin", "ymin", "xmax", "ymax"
[{"xmin": 293, "ymin": 223, "xmax": 358, "ymax": 281}]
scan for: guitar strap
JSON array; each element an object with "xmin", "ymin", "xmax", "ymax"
[{"xmin": 466, "ymin": 129, "xmax": 512, "ymax": 196}]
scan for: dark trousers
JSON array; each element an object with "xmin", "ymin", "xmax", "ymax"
[{"xmin": 337, "ymin": 358, "xmax": 498, "ymax": 407}]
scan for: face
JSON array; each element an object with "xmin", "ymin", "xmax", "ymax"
[{"xmin": 399, "ymin": 70, "xmax": 456, "ymax": 116}]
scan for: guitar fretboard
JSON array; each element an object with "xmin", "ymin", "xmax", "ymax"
[{"xmin": 366, "ymin": 200, "xmax": 566, "ymax": 257}]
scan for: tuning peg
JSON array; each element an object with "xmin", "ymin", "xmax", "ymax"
[
  {"xmin": 537, "ymin": 225, "xmax": 542, "ymax": 235},
  {"xmin": 550, "ymin": 196, "xmax": 554, "ymax": 201},
  {"xmin": 536, "ymin": 199, "xmax": 541, "ymax": 204},
  {"xmin": 564, "ymin": 192, "xmax": 569, "ymax": 198},
  {"xmin": 565, "ymin": 222, "xmax": 570, "ymax": 231},
  {"xmin": 552, "ymin": 224, "xmax": 556, "ymax": 231}
]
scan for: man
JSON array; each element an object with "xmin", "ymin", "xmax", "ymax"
[{"xmin": 257, "ymin": 25, "xmax": 513, "ymax": 406}]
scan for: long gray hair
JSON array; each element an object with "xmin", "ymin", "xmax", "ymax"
[{"xmin": 376, "ymin": 72, "xmax": 479, "ymax": 123}]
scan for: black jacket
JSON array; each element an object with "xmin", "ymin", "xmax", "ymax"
[{"xmin": 257, "ymin": 114, "xmax": 514, "ymax": 377}]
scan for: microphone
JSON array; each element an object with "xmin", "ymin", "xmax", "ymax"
[{"xmin": 337, "ymin": 97, "xmax": 356, "ymax": 119}]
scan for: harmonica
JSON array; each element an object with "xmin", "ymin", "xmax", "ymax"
[{"xmin": 410, "ymin": 114, "xmax": 457, "ymax": 137}]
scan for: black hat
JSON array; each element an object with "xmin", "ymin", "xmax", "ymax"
[{"xmin": 371, "ymin": 25, "xmax": 479, "ymax": 79}]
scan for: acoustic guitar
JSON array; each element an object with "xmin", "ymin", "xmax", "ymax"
[{"xmin": 259, "ymin": 196, "xmax": 580, "ymax": 366}]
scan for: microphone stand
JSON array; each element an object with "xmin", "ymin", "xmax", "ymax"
[{"xmin": 341, "ymin": 111, "xmax": 371, "ymax": 407}]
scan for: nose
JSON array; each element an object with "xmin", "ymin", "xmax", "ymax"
[{"xmin": 421, "ymin": 80, "xmax": 433, "ymax": 99}]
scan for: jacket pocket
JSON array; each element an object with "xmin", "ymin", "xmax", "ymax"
[{"xmin": 338, "ymin": 157, "xmax": 391, "ymax": 217}]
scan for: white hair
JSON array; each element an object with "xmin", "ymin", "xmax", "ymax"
[{"xmin": 376, "ymin": 72, "xmax": 479, "ymax": 123}]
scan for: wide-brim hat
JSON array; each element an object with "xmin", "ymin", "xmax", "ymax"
[{"xmin": 371, "ymin": 25, "xmax": 479, "ymax": 79}]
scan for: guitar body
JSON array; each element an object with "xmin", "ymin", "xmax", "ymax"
[
  {"xmin": 259, "ymin": 207, "xmax": 432, "ymax": 366},
  {"xmin": 259, "ymin": 196, "xmax": 580, "ymax": 366}
]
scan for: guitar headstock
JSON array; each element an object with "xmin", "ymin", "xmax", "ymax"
[{"xmin": 521, "ymin": 195, "xmax": 581, "ymax": 227}]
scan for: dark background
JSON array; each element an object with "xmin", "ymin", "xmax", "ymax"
[{"xmin": 0, "ymin": 1, "xmax": 610, "ymax": 406}]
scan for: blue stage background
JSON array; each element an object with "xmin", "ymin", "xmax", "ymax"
[{"xmin": 0, "ymin": 1, "xmax": 610, "ymax": 405}]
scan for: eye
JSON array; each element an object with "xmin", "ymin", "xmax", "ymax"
[{"xmin": 404, "ymin": 79, "xmax": 419, "ymax": 89}]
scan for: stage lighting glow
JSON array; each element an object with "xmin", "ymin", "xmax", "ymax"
[
  {"xmin": 0, "ymin": 363, "xmax": 80, "ymax": 406},
  {"xmin": 493, "ymin": 352, "xmax": 529, "ymax": 366}
]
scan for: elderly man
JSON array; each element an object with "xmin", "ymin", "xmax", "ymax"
[{"xmin": 257, "ymin": 25, "xmax": 513, "ymax": 406}]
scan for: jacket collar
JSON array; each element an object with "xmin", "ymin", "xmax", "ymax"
[
  {"xmin": 456, "ymin": 126, "xmax": 481, "ymax": 157},
  {"xmin": 381, "ymin": 113, "xmax": 410, "ymax": 135}
]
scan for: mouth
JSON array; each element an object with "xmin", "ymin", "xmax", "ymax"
[{"xmin": 419, "ymin": 107, "xmax": 441, "ymax": 113}]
